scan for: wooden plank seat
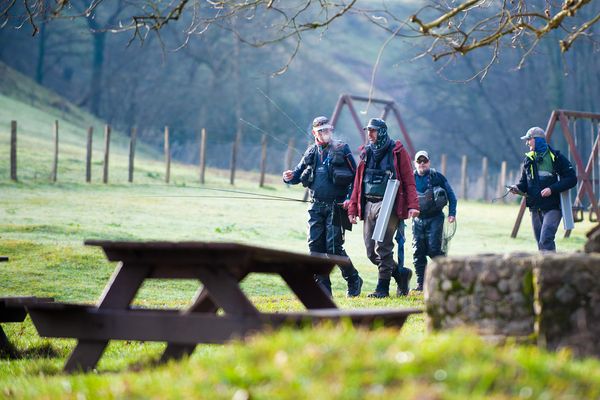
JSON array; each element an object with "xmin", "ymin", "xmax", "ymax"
[
  {"xmin": 0, "ymin": 297, "xmax": 53, "ymax": 358},
  {"xmin": 26, "ymin": 302, "xmax": 421, "ymax": 345},
  {"xmin": 25, "ymin": 241, "xmax": 422, "ymax": 372}
]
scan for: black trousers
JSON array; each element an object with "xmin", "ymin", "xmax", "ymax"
[
  {"xmin": 412, "ymin": 212, "xmax": 445, "ymax": 287},
  {"xmin": 308, "ymin": 202, "xmax": 359, "ymax": 292}
]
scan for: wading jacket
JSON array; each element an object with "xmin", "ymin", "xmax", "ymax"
[
  {"xmin": 284, "ymin": 141, "xmax": 356, "ymax": 203},
  {"xmin": 516, "ymin": 146, "xmax": 576, "ymax": 211},
  {"xmin": 348, "ymin": 140, "xmax": 418, "ymax": 220}
]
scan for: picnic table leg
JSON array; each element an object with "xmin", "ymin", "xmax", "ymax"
[
  {"xmin": 160, "ymin": 286, "xmax": 219, "ymax": 363},
  {"xmin": 194, "ymin": 268, "xmax": 258, "ymax": 315},
  {"xmin": 0, "ymin": 326, "xmax": 17, "ymax": 359},
  {"xmin": 161, "ymin": 269, "xmax": 256, "ymax": 362},
  {"xmin": 64, "ymin": 262, "xmax": 150, "ymax": 373},
  {"xmin": 280, "ymin": 270, "xmax": 337, "ymax": 309}
]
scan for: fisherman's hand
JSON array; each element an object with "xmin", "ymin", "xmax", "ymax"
[
  {"xmin": 349, "ymin": 214, "xmax": 358, "ymax": 224},
  {"xmin": 342, "ymin": 200, "xmax": 351, "ymax": 210},
  {"xmin": 408, "ymin": 209, "xmax": 420, "ymax": 218},
  {"xmin": 448, "ymin": 216, "xmax": 456, "ymax": 223},
  {"xmin": 541, "ymin": 188, "xmax": 552, "ymax": 197},
  {"xmin": 508, "ymin": 185, "xmax": 518, "ymax": 194},
  {"xmin": 283, "ymin": 170, "xmax": 293, "ymax": 182}
]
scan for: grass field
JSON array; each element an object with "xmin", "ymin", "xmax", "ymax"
[{"xmin": 2, "ymin": 68, "xmax": 600, "ymax": 399}]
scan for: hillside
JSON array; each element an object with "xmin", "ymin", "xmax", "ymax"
[{"xmin": 0, "ymin": 62, "xmax": 174, "ymax": 183}]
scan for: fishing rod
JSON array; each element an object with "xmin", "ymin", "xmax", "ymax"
[
  {"xmin": 256, "ymin": 87, "xmax": 312, "ymax": 140},
  {"xmin": 239, "ymin": 118, "xmax": 304, "ymax": 157},
  {"xmin": 143, "ymin": 183, "xmax": 309, "ymax": 203},
  {"xmin": 491, "ymin": 185, "xmax": 526, "ymax": 203},
  {"xmin": 144, "ymin": 194, "xmax": 307, "ymax": 202}
]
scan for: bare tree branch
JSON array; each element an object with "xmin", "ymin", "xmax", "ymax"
[{"xmin": 1, "ymin": 0, "xmax": 598, "ymax": 73}]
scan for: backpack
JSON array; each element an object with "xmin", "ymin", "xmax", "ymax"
[
  {"xmin": 417, "ymin": 169, "xmax": 448, "ymax": 215},
  {"xmin": 329, "ymin": 145, "xmax": 354, "ymax": 187}
]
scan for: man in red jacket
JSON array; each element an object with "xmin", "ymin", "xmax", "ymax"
[{"xmin": 348, "ymin": 118, "xmax": 419, "ymax": 298}]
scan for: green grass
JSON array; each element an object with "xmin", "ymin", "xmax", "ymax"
[{"xmin": 1, "ymin": 65, "xmax": 599, "ymax": 398}]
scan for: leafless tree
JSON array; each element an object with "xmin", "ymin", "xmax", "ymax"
[{"xmin": 2, "ymin": 0, "xmax": 597, "ymax": 74}]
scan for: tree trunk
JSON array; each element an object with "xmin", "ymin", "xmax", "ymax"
[
  {"xmin": 35, "ymin": 20, "xmax": 47, "ymax": 84},
  {"xmin": 89, "ymin": 32, "xmax": 106, "ymax": 116}
]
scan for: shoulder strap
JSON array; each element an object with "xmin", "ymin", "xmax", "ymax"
[{"xmin": 386, "ymin": 144, "xmax": 396, "ymax": 177}]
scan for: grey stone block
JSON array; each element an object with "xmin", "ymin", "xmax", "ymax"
[
  {"xmin": 534, "ymin": 252, "xmax": 600, "ymax": 357},
  {"xmin": 425, "ymin": 253, "xmax": 536, "ymax": 338}
]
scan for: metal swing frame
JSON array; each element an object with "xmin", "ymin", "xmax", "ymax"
[{"xmin": 329, "ymin": 94, "xmax": 416, "ymax": 155}]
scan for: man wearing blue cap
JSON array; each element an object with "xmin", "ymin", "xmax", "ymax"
[{"xmin": 509, "ymin": 127, "xmax": 576, "ymax": 251}]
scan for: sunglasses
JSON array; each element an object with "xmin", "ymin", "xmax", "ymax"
[{"xmin": 416, "ymin": 158, "xmax": 429, "ymax": 164}]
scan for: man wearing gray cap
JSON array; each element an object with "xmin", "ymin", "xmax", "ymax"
[
  {"xmin": 411, "ymin": 150, "xmax": 457, "ymax": 291},
  {"xmin": 283, "ymin": 116, "xmax": 363, "ymax": 297},
  {"xmin": 509, "ymin": 127, "xmax": 576, "ymax": 251}
]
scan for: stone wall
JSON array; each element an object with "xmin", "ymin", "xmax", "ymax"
[
  {"xmin": 584, "ymin": 224, "xmax": 600, "ymax": 253},
  {"xmin": 535, "ymin": 252, "xmax": 600, "ymax": 356},
  {"xmin": 425, "ymin": 233, "xmax": 600, "ymax": 357},
  {"xmin": 425, "ymin": 253, "xmax": 536, "ymax": 340}
]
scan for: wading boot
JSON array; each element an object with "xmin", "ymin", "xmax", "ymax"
[
  {"xmin": 393, "ymin": 267, "xmax": 412, "ymax": 297},
  {"xmin": 367, "ymin": 278, "xmax": 390, "ymax": 298},
  {"xmin": 346, "ymin": 275, "xmax": 363, "ymax": 298}
]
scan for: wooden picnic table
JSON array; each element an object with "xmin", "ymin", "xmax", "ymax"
[
  {"xmin": 0, "ymin": 297, "xmax": 53, "ymax": 358},
  {"xmin": 25, "ymin": 241, "xmax": 421, "ymax": 372}
]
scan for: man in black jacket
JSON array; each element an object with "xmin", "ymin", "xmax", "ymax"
[
  {"xmin": 510, "ymin": 127, "xmax": 577, "ymax": 251},
  {"xmin": 282, "ymin": 116, "xmax": 363, "ymax": 297}
]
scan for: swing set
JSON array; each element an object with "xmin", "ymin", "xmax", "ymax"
[
  {"xmin": 511, "ymin": 110, "xmax": 600, "ymax": 238},
  {"xmin": 329, "ymin": 94, "xmax": 416, "ymax": 155}
]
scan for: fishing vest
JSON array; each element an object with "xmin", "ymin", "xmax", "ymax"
[
  {"xmin": 416, "ymin": 169, "xmax": 448, "ymax": 216},
  {"xmin": 363, "ymin": 145, "xmax": 395, "ymax": 200},
  {"xmin": 300, "ymin": 143, "xmax": 354, "ymax": 188},
  {"xmin": 525, "ymin": 150, "xmax": 557, "ymax": 188}
]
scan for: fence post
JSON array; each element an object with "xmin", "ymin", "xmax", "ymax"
[
  {"xmin": 481, "ymin": 156, "xmax": 488, "ymax": 201},
  {"xmin": 497, "ymin": 161, "xmax": 507, "ymax": 202},
  {"xmin": 10, "ymin": 121, "xmax": 17, "ymax": 181},
  {"xmin": 285, "ymin": 138, "xmax": 295, "ymax": 171},
  {"xmin": 440, "ymin": 153, "xmax": 447, "ymax": 176},
  {"xmin": 460, "ymin": 155, "xmax": 468, "ymax": 199},
  {"xmin": 128, "ymin": 127, "xmax": 136, "ymax": 183},
  {"xmin": 164, "ymin": 126, "xmax": 171, "ymax": 184},
  {"xmin": 259, "ymin": 134, "xmax": 267, "ymax": 187},
  {"xmin": 51, "ymin": 120, "xmax": 58, "ymax": 182},
  {"xmin": 199, "ymin": 128, "xmax": 206, "ymax": 184},
  {"xmin": 103, "ymin": 125, "xmax": 110, "ymax": 184},
  {"xmin": 86, "ymin": 127, "xmax": 93, "ymax": 183},
  {"xmin": 230, "ymin": 130, "xmax": 241, "ymax": 185}
]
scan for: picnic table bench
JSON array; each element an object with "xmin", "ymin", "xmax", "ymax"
[
  {"xmin": 0, "ymin": 297, "xmax": 53, "ymax": 358},
  {"xmin": 25, "ymin": 241, "xmax": 421, "ymax": 372}
]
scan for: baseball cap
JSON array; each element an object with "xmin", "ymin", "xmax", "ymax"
[
  {"xmin": 414, "ymin": 150, "xmax": 429, "ymax": 162},
  {"xmin": 363, "ymin": 118, "xmax": 387, "ymax": 131},
  {"xmin": 312, "ymin": 116, "xmax": 333, "ymax": 132},
  {"xmin": 520, "ymin": 127, "xmax": 546, "ymax": 140},
  {"xmin": 312, "ymin": 116, "xmax": 329, "ymax": 127}
]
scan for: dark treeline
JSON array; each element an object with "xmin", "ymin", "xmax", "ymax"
[{"xmin": 0, "ymin": 1, "xmax": 598, "ymax": 182}]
